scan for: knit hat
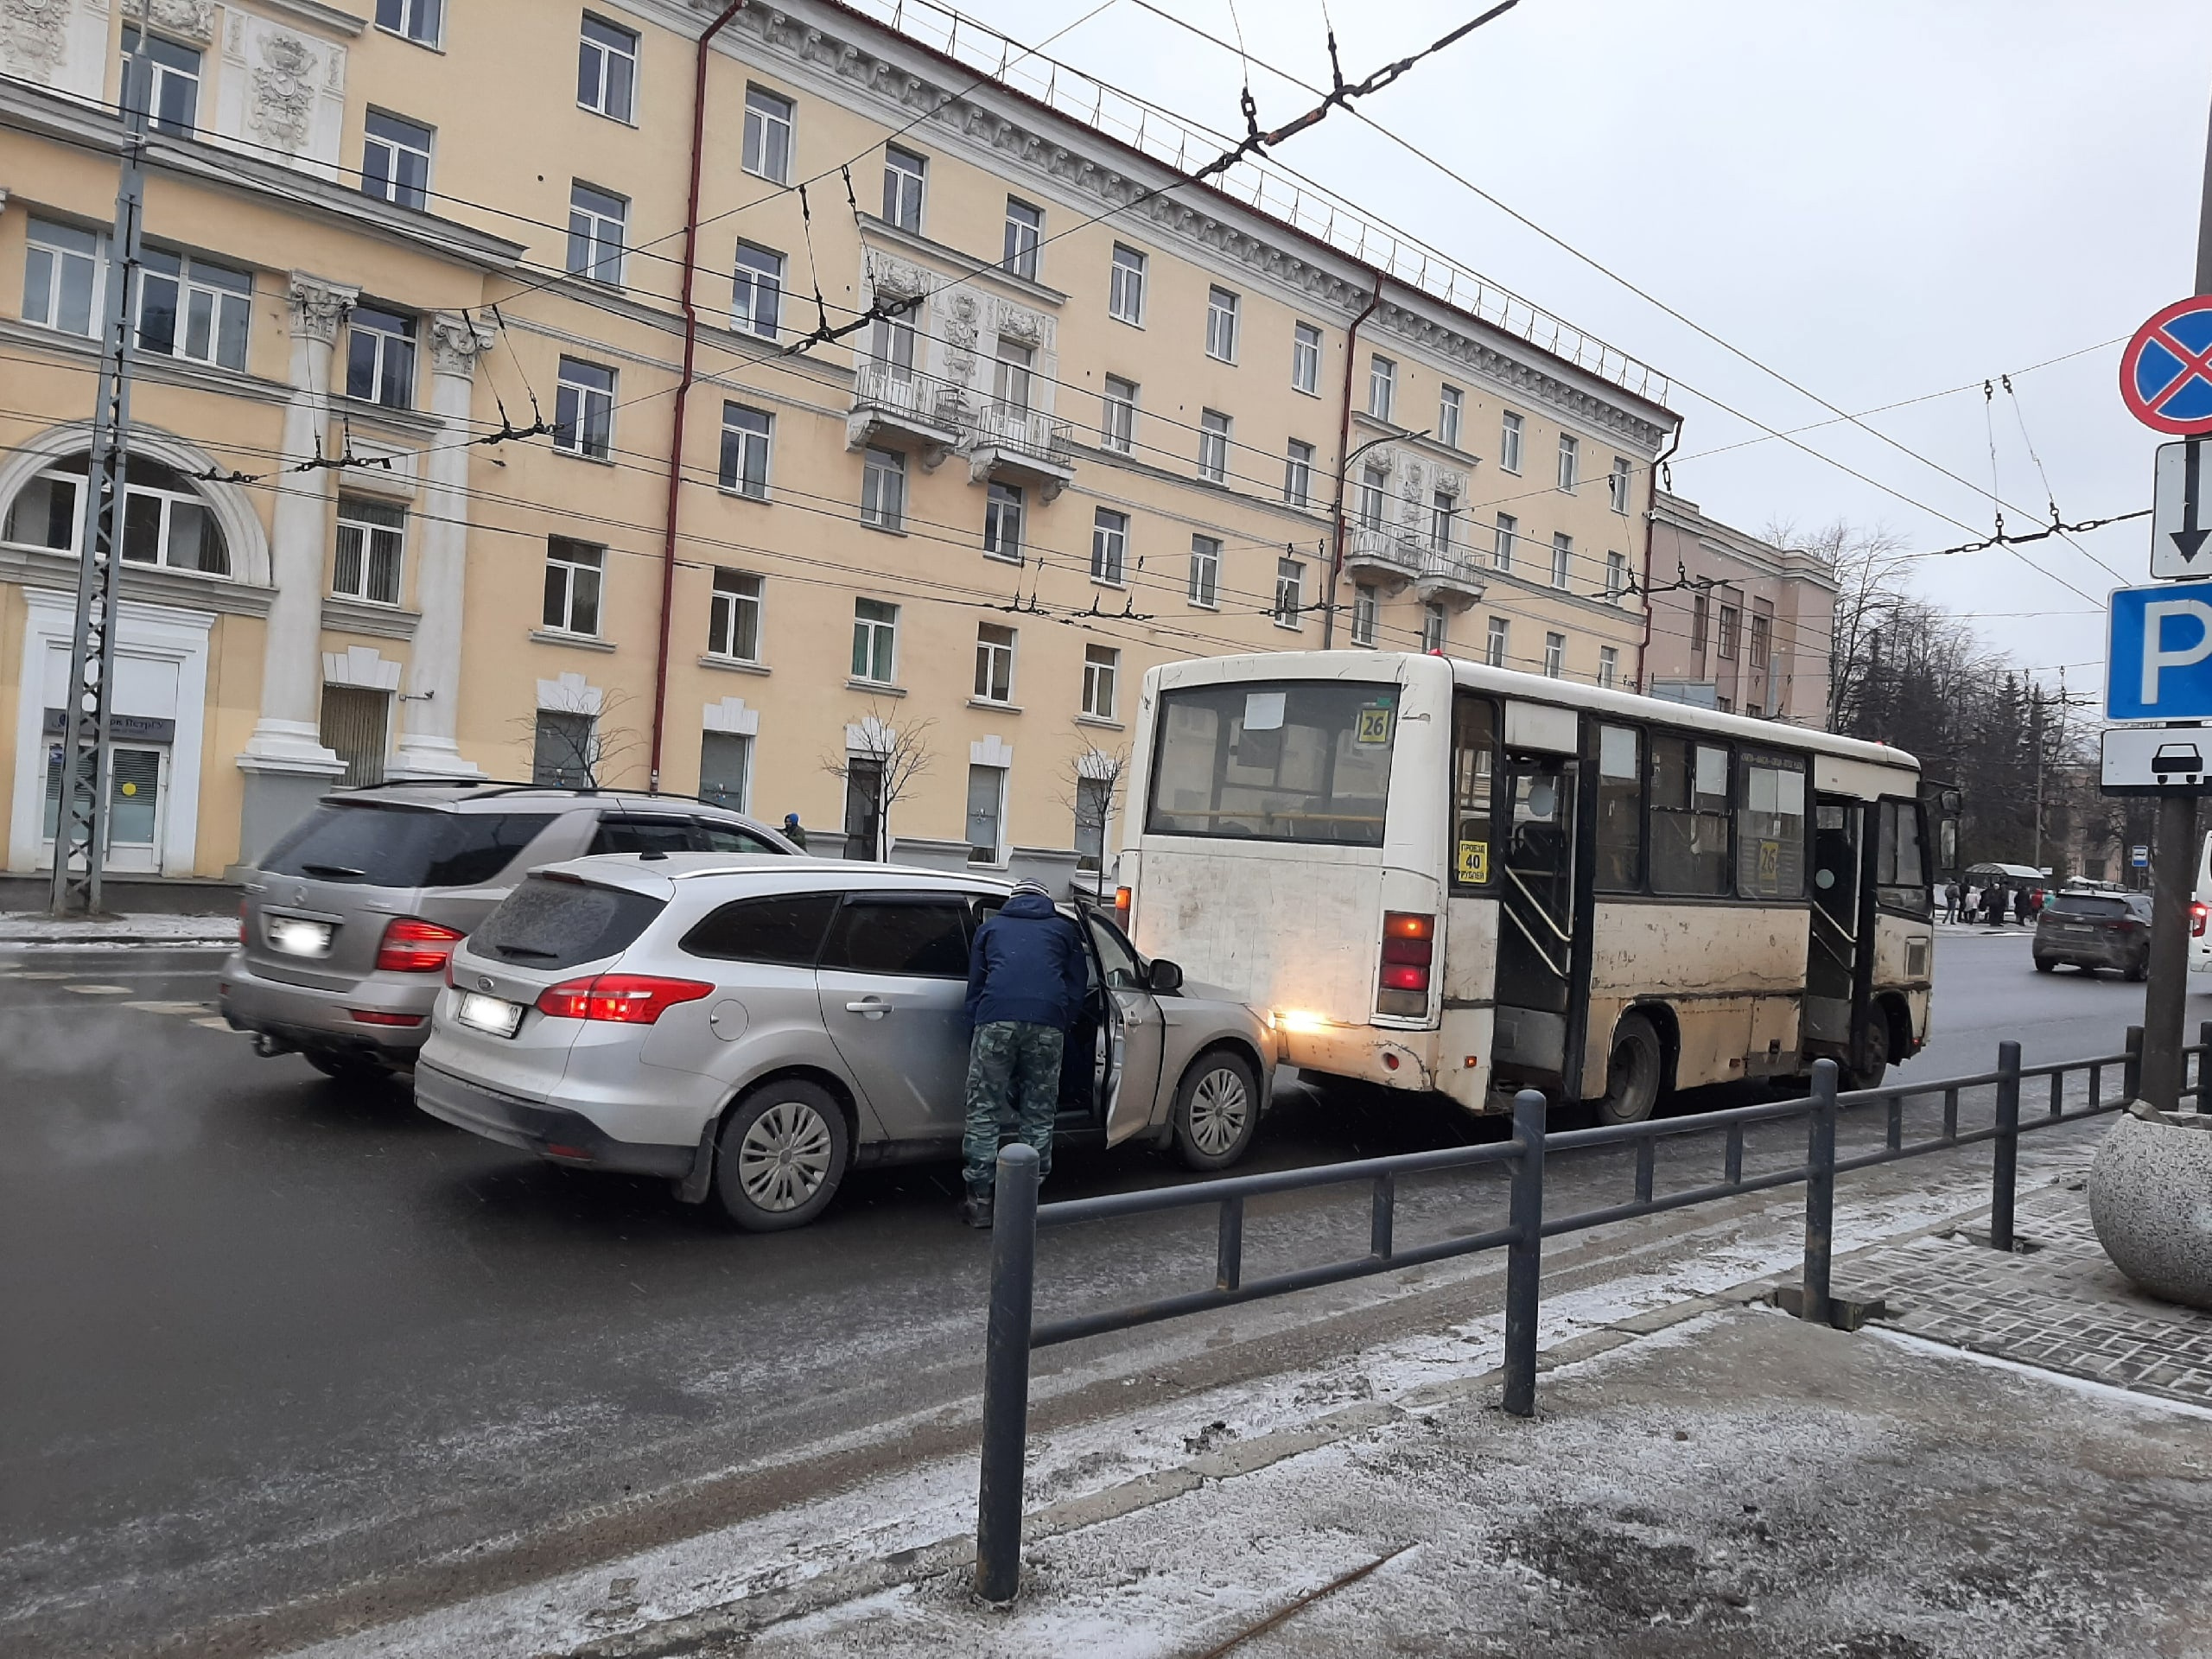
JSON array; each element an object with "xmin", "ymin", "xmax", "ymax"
[{"xmin": 1011, "ymin": 879, "xmax": 1052, "ymax": 899}]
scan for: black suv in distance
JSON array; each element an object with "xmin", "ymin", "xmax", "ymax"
[{"xmin": 2032, "ymin": 889, "xmax": 2153, "ymax": 979}]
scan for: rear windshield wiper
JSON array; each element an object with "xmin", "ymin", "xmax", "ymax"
[
  {"xmin": 492, "ymin": 944, "xmax": 560, "ymax": 960},
  {"xmin": 298, "ymin": 863, "xmax": 367, "ymax": 879}
]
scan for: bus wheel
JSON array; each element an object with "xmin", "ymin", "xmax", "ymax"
[
  {"xmin": 1840, "ymin": 1013, "xmax": 1892, "ymax": 1093},
  {"xmin": 1598, "ymin": 1014, "xmax": 1665, "ymax": 1125}
]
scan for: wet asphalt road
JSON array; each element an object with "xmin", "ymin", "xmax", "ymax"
[{"xmin": 0, "ymin": 925, "xmax": 2175, "ymax": 1656}]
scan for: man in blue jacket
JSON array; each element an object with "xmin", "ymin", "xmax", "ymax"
[{"xmin": 961, "ymin": 879, "xmax": 1090, "ymax": 1228}]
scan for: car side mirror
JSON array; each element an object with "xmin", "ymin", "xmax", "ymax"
[{"xmin": 1146, "ymin": 958, "xmax": 1184, "ymax": 995}]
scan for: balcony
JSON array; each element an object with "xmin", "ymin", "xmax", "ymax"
[
  {"xmin": 962, "ymin": 400, "xmax": 1076, "ymax": 501},
  {"xmin": 1343, "ymin": 525, "xmax": 1423, "ymax": 591},
  {"xmin": 847, "ymin": 364, "xmax": 964, "ymax": 469},
  {"xmin": 1414, "ymin": 548, "xmax": 1486, "ymax": 609}
]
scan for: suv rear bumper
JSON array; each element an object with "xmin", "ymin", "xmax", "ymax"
[
  {"xmin": 415, "ymin": 1060, "xmax": 695, "ymax": 1178},
  {"xmin": 2034, "ymin": 938, "xmax": 2140, "ymax": 970},
  {"xmin": 219, "ymin": 950, "xmax": 433, "ymax": 1060}
]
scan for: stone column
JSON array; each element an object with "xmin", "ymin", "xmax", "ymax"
[
  {"xmin": 235, "ymin": 272, "xmax": 352, "ymax": 863},
  {"xmin": 391, "ymin": 310, "xmax": 495, "ymax": 780}
]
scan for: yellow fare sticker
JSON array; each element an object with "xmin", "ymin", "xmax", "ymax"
[
  {"xmin": 1457, "ymin": 840, "xmax": 1490, "ymax": 884},
  {"xmin": 1757, "ymin": 839, "xmax": 1780, "ymax": 884},
  {"xmin": 1355, "ymin": 706, "xmax": 1394, "ymax": 746}
]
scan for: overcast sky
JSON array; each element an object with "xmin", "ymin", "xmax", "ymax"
[{"xmin": 931, "ymin": 0, "xmax": 2212, "ymax": 702}]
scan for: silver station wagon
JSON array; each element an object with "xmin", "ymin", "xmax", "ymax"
[{"xmin": 415, "ymin": 856, "xmax": 1274, "ymax": 1229}]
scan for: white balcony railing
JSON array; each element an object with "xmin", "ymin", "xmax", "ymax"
[
  {"xmin": 968, "ymin": 400, "xmax": 1074, "ymax": 468},
  {"xmin": 850, "ymin": 362, "xmax": 964, "ymax": 434}
]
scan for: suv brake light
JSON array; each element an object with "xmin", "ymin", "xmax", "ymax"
[
  {"xmin": 536, "ymin": 974, "xmax": 713, "ymax": 1025},
  {"xmin": 2193, "ymin": 901, "xmax": 2208, "ymax": 939},
  {"xmin": 377, "ymin": 918, "xmax": 466, "ymax": 973},
  {"xmin": 1377, "ymin": 912, "xmax": 1434, "ymax": 1014}
]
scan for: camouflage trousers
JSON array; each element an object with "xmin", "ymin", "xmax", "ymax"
[{"xmin": 962, "ymin": 1020, "xmax": 1065, "ymax": 1192}]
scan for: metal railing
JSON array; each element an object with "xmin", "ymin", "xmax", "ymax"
[
  {"xmin": 1343, "ymin": 524, "xmax": 1423, "ymax": 582},
  {"xmin": 971, "ymin": 1027, "xmax": 2205, "ymax": 1601},
  {"xmin": 849, "ymin": 362, "xmax": 965, "ymax": 433},
  {"xmin": 964, "ymin": 399, "xmax": 1075, "ymax": 469}
]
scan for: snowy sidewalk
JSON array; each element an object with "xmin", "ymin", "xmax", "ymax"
[{"xmin": 0, "ymin": 911, "xmax": 237, "ymax": 947}]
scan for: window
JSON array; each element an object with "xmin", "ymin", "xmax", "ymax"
[
  {"xmin": 1493, "ymin": 512, "xmax": 1516, "ymax": 571},
  {"xmin": 1876, "ymin": 798, "xmax": 1930, "ymax": 915},
  {"xmin": 733, "ymin": 242, "xmax": 784, "ymax": 338},
  {"xmin": 992, "ymin": 337, "xmax": 1033, "ymax": 414},
  {"xmin": 861, "ymin": 447, "xmax": 906, "ymax": 530},
  {"xmin": 1430, "ymin": 491, "xmax": 1456, "ymax": 553},
  {"xmin": 743, "ymin": 86, "xmax": 794, "ymax": 182},
  {"xmin": 829, "ymin": 896, "xmax": 978, "ymax": 969},
  {"xmin": 362, "ymin": 111, "xmax": 433, "ymax": 210},
  {"xmin": 682, "ymin": 892, "xmax": 837, "ymax": 963},
  {"xmin": 1598, "ymin": 645, "xmax": 1619, "ymax": 688},
  {"xmin": 868, "ymin": 309, "xmax": 915, "ymax": 379},
  {"xmin": 136, "ymin": 247, "xmax": 251, "ymax": 370},
  {"xmin": 1718, "ymin": 604, "xmax": 1739, "ymax": 659},
  {"xmin": 1075, "ymin": 777, "xmax": 1112, "ymax": 871},
  {"xmin": 1650, "ymin": 734, "xmax": 1732, "ymax": 896},
  {"xmin": 719, "ymin": 403, "xmax": 772, "ymax": 499},
  {"xmin": 375, "ymin": 0, "xmax": 441, "ymax": 47},
  {"xmin": 698, "ymin": 732, "xmax": 752, "ymax": 814},
  {"xmin": 1285, "ymin": 439, "xmax": 1315, "ymax": 507},
  {"xmin": 1292, "ymin": 321, "xmax": 1322, "ymax": 394},
  {"xmin": 542, "ymin": 537, "xmax": 603, "ymax": 634},
  {"xmin": 1188, "ymin": 535, "xmax": 1220, "ymax": 607},
  {"xmin": 1557, "ymin": 432, "xmax": 1580, "ymax": 491},
  {"xmin": 1499, "ymin": 410, "xmax": 1524, "ymax": 474},
  {"xmin": 1691, "ymin": 592, "xmax": 1709, "ymax": 654},
  {"xmin": 1274, "ymin": 557, "xmax": 1304, "ymax": 626},
  {"xmin": 1750, "ymin": 613, "xmax": 1771, "ymax": 671},
  {"xmin": 566, "ymin": 182, "xmax": 626, "ymax": 285},
  {"xmin": 1484, "ymin": 616, "xmax": 1509, "ymax": 668},
  {"xmin": 966, "ymin": 766, "xmax": 1007, "ymax": 864},
  {"xmin": 1357, "ymin": 462, "xmax": 1387, "ymax": 531},
  {"xmin": 532, "ymin": 712, "xmax": 595, "ymax": 787},
  {"xmin": 120, "ymin": 28, "xmax": 199, "ymax": 134},
  {"xmin": 1595, "ymin": 724, "xmax": 1642, "ymax": 891},
  {"xmin": 1082, "ymin": 644, "xmax": 1120, "ymax": 720},
  {"xmin": 708, "ymin": 569, "xmax": 762, "ymax": 661},
  {"xmin": 1551, "ymin": 532, "xmax": 1572, "ymax": 589},
  {"xmin": 1198, "ymin": 410, "xmax": 1230, "ymax": 482},
  {"xmin": 1438, "ymin": 385, "xmax": 1463, "ymax": 449},
  {"xmin": 346, "ymin": 306, "xmax": 416, "ymax": 409},
  {"xmin": 1109, "ymin": 244, "xmax": 1147, "ymax": 324},
  {"xmin": 1422, "ymin": 603, "xmax": 1446, "ymax": 654},
  {"xmin": 882, "ymin": 145, "xmax": 925, "ymax": 232},
  {"xmin": 321, "ymin": 684, "xmax": 391, "ymax": 788},
  {"xmin": 23, "ymin": 219, "xmax": 101, "ymax": 338},
  {"xmin": 266, "ymin": 807, "xmax": 555, "ymax": 889},
  {"xmin": 554, "ymin": 357, "xmax": 614, "ymax": 459},
  {"xmin": 842, "ymin": 756, "xmax": 884, "ymax": 860},
  {"xmin": 1451, "ymin": 694, "xmax": 1497, "ymax": 888},
  {"xmin": 851, "ymin": 598, "xmax": 898, "ymax": 683},
  {"xmin": 1609, "ymin": 455, "xmax": 1633, "ymax": 514},
  {"xmin": 1205, "ymin": 285, "xmax": 1239, "ymax": 361},
  {"xmin": 1101, "ymin": 375, "xmax": 1137, "ymax": 453},
  {"xmin": 1091, "ymin": 507, "xmax": 1128, "ymax": 585},
  {"xmin": 975, "ymin": 623, "xmax": 1015, "ymax": 703},
  {"xmin": 1002, "ymin": 198, "xmax": 1042, "ymax": 281},
  {"xmin": 333, "ymin": 496, "xmax": 404, "ymax": 605},
  {"xmin": 3, "ymin": 454, "xmax": 227, "ymax": 573},
  {"xmin": 983, "ymin": 481, "xmax": 1025, "ymax": 562},
  {"xmin": 577, "ymin": 15, "xmax": 638, "ymax": 122},
  {"xmin": 1543, "ymin": 632, "xmax": 1565, "ymax": 678},
  {"xmin": 1351, "ymin": 584, "xmax": 1378, "ymax": 647},
  {"xmin": 1605, "ymin": 550, "xmax": 1628, "ymax": 603},
  {"xmin": 1368, "ymin": 355, "xmax": 1395, "ymax": 422},
  {"xmin": 1147, "ymin": 679, "xmax": 1398, "ymax": 847},
  {"xmin": 1738, "ymin": 756, "xmax": 1808, "ymax": 899}
]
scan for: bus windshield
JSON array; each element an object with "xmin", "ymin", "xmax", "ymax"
[{"xmin": 1146, "ymin": 679, "xmax": 1399, "ymax": 846}]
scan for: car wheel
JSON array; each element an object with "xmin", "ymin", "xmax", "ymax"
[
  {"xmin": 1597, "ymin": 1013, "xmax": 1665, "ymax": 1125},
  {"xmin": 2033, "ymin": 955, "xmax": 2056, "ymax": 974},
  {"xmin": 714, "ymin": 1081, "xmax": 849, "ymax": 1231},
  {"xmin": 1173, "ymin": 1050, "xmax": 1261, "ymax": 1171},
  {"xmin": 2126, "ymin": 951, "xmax": 2149, "ymax": 983},
  {"xmin": 1840, "ymin": 1011, "xmax": 1892, "ymax": 1093}
]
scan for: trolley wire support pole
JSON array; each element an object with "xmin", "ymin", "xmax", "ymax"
[
  {"xmin": 49, "ymin": 22, "xmax": 154, "ymax": 917},
  {"xmin": 1989, "ymin": 1040, "xmax": 2022, "ymax": 1253},
  {"xmin": 1499, "ymin": 1087, "xmax": 1547, "ymax": 1418},
  {"xmin": 975, "ymin": 1142, "xmax": 1040, "ymax": 1605}
]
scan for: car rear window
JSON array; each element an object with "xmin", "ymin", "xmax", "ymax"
[
  {"xmin": 819, "ymin": 898, "xmax": 972, "ymax": 978},
  {"xmin": 261, "ymin": 805, "xmax": 555, "ymax": 887},
  {"xmin": 681, "ymin": 893, "xmax": 839, "ymax": 964},
  {"xmin": 474, "ymin": 874, "xmax": 666, "ymax": 969},
  {"xmin": 2046, "ymin": 894, "xmax": 2129, "ymax": 918}
]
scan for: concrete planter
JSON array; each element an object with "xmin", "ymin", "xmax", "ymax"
[{"xmin": 2087, "ymin": 1104, "xmax": 2212, "ymax": 1311}]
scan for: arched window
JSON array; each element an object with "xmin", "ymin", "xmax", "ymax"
[{"xmin": 1, "ymin": 453, "xmax": 230, "ymax": 575}]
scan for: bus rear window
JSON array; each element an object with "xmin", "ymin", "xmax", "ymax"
[{"xmin": 1147, "ymin": 681, "xmax": 1398, "ymax": 846}]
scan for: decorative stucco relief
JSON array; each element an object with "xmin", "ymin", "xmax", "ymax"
[
  {"xmin": 145, "ymin": 0, "xmax": 212, "ymax": 42},
  {"xmin": 217, "ymin": 10, "xmax": 346, "ymax": 175},
  {"xmin": 1, "ymin": 0, "xmax": 109, "ymax": 99}
]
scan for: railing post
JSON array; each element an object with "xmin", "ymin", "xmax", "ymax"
[
  {"xmin": 1501, "ymin": 1087, "xmax": 1547, "ymax": 1418},
  {"xmin": 1990, "ymin": 1040, "xmax": 2021, "ymax": 1253},
  {"xmin": 1797, "ymin": 1059, "xmax": 1838, "ymax": 1326},
  {"xmin": 975, "ymin": 1143, "xmax": 1039, "ymax": 1604},
  {"xmin": 2125, "ymin": 1025, "xmax": 2145, "ymax": 1102},
  {"xmin": 2198, "ymin": 1020, "xmax": 2212, "ymax": 1109}
]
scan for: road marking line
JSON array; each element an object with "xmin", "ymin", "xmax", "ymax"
[
  {"xmin": 192, "ymin": 1015, "xmax": 243, "ymax": 1032},
  {"xmin": 125, "ymin": 1000, "xmax": 217, "ymax": 1016},
  {"xmin": 64, "ymin": 984, "xmax": 131, "ymax": 995}
]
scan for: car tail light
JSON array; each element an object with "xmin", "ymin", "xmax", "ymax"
[
  {"xmin": 1377, "ymin": 912, "xmax": 1434, "ymax": 1014},
  {"xmin": 536, "ymin": 974, "xmax": 713, "ymax": 1025},
  {"xmin": 2194, "ymin": 901, "xmax": 2208, "ymax": 939},
  {"xmin": 350, "ymin": 1008, "xmax": 426, "ymax": 1027},
  {"xmin": 377, "ymin": 918, "xmax": 466, "ymax": 973}
]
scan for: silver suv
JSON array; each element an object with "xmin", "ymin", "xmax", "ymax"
[
  {"xmin": 220, "ymin": 785, "xmax": 796, "ymax": 1079},
  {"xmin": 415, "ymin": 856, "xmax": 1273, "ymax": 1230}
]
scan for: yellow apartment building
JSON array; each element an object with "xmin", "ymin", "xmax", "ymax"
[{"xmin": 0, "ymin": 0, "xmax": 1679, "ymax": 892}]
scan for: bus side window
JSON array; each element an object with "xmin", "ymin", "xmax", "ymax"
[
  {"xmin": 1876, "ymin": 799, "xmax": 1931, "ymax": 916},
  {"xmin": 1595, "ymin": 723, "xmax": 1642, "ymax": 891},
  {"xmin": 1452, "ymin": 693, "xmax": 1497, "ymax": 887},
  {"xmin": 1736, "ymin": 756, "xmax": 1807, "ymax": 900},
  {"xmin": 1650, "ymin": 734, "xmax": 1732, "ymax": 896}
]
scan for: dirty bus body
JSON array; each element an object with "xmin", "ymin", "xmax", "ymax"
[{"xmin": 1119, "ymin": 652, "xmax": 1933, "ymax": 1121}]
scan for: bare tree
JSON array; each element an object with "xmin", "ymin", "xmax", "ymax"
[
  {"xmin": 512, "ymin": 686, "xmax": 642, "ymax": 789},
  {"xmin": 820, "ymin": 704, "xmax": 937, "ymax": 860},
  {"xmin": 1059, "ymin": 735, "xmax": 1130, "ymax": 890}
]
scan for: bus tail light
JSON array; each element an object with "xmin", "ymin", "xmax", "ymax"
[
  {"xmin": 1377, "ymin": 912, "xmax": 1433, "ymax": 1015},
  {"xmin": 1115, "ymin": 886, "xmax": 1132, "ymax": 920},
  {"xmin": 2193, "ymin": 901, "xmax": 2208, "ymax": 939}
]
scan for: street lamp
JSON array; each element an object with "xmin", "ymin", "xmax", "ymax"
[{"xmin": 1322, "ymin": 428, "xmax": 1428, "ymax": 649}]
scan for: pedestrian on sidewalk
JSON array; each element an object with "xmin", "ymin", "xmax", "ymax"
[
  {"xmin": 960, "ymin": 879, "xmax": 1088, "ymax": 1230},
  {"xmin": 781, "ymin": 812, "xmax": 808, "ymax": 851},
  {"xmin": 1943, "ymin": 880, "xmax": 1961, "ymax": 924}
]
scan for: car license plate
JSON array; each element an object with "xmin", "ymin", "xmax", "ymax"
[
  {"xmin": 266, "ymin": 917, "xmax": 334, "ymax": 957},
  {"xmin": 456, "ymin": 992, "xmax": 524, "ymax": 1039}
]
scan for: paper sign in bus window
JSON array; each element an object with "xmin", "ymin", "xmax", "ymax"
[
  {"xmin": 1243, "ymin": 690, "xmax": 1286, "ymax": 732},
  {"xmin": 1458, "ymin": 840, "xmax": 1490, "ymax": 883},
  {"xmin": 1355, "ymin": 706, "xmax": 1393, "ymax": 746}
]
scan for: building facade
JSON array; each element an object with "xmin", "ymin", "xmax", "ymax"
[
  {"xmin": 0, "ymin": 0, "xmax": 1677, "ymax": 889},
  {"xmin": 1643, "ymin": 493, "xmax": 1836, "ymax": 726}
]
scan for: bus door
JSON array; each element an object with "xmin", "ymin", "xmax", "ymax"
[
  {"xmin": 1493, "ymin": 740, "xmax": 1580, "ymax": 1084},
  {"xmin": 1804, "ymin": 794, "xmax": 1866, "ymax": 1052}
]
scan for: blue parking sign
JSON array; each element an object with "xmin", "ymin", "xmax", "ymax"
[{"xmin": 2107, "ymin": 584, "xmax": 2212, "ymax": 720}]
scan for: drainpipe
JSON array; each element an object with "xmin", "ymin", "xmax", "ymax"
[
  {"xmin": 647, "ymin": 0, "xmax": 747, "ymax": 791},
  {"xmin": 1321, "ymin": 275, "xmax": 1383, "ymax": 650},
  {"xmin": 1634, "ymin": 422, "xmax": 1681, "ymax": 694}
]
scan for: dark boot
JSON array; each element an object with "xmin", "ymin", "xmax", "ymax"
[{"xmin": 961, "ymin": 1185, "xmax": 995, "ymax": 1230}]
